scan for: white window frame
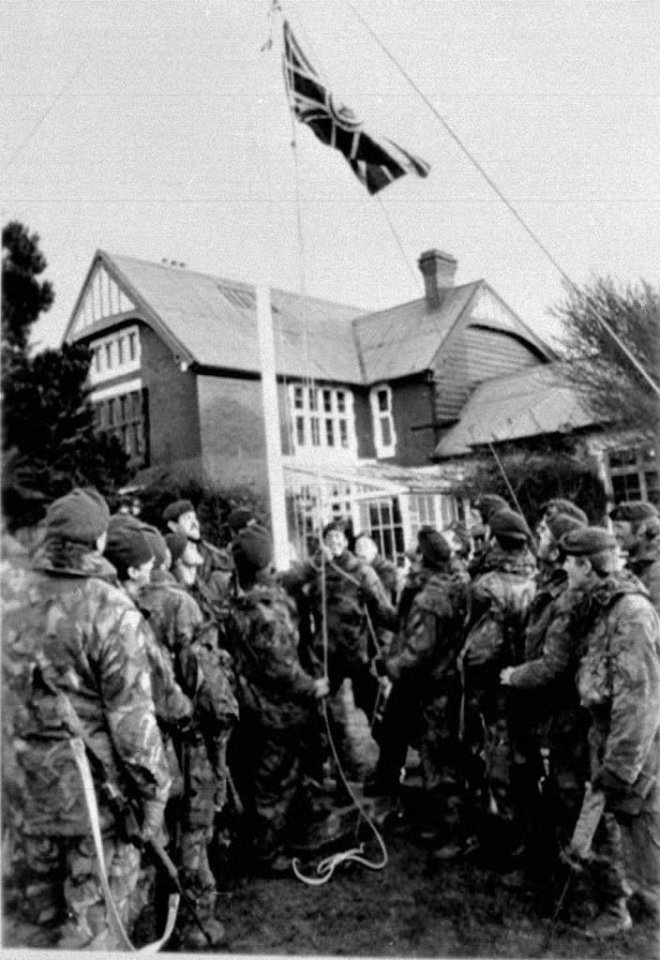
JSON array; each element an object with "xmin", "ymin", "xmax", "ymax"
[
  {"xmin": 370, "ymin": 384, "xmax": 396, "ymax": 458},
  {"xmin": 288, "ymin": 384, "xmax": 357, "ymax": 456},
  {"xmin": 89, "ymin": 325, "xmax": 141, "ymax": 385}
]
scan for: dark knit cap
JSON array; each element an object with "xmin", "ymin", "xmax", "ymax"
[
  {"xmin": 165, "ymin": 531, "xmax": 190, "ymax": 565},
  {"xmin": 541, "ymin": 499, "xmax": 588, "ymax": 524},
  {"xmin": 228, "ymin": 506, "xmax": 255, "ymax": 533},
  {"xmin": 419, "ymin": 530, "xmax": 451, "ymax": 565},
  {"xmin": 233, "ymin": 524, "xmax": 272, "ymax": 572},
  {"xmin": 560, "ymin": 526, "xmax": 617, "ymax": 556},
  {"xmin": 489, "ymin": 509, "xmax": 529, "ymax": 542},
  {"xmin": 474, "ymin": 494, "xmax": 509, "ymax": 523},
  {"xmin": 105, "ymin": 516, "xmax": 153, "ymax": 572},
  {"xmin": 162, "ymin": 499, "xmax": 196, "ymax": 524},
  {"xmin": 44, "ymin": 488, "xmax": 110, "ymax": 545},
  {"xmin": 546, "ymin": 513, "xmax": 586, "ymax": 544},
  {"xmin": 140, "ymin": 523, "xmax": 168, "ymax": 569},
  {"xmin": 609, "ymin": 501, "xmax": 659, "ymax": 523}
]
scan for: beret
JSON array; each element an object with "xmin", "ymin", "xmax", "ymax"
[
  {"xmin": 609, "ymin": 501, "xmax": 659, "ymax": 523},
  {"xmin": 162, "ymin": 499, "xmax": 196, "ymax": 524},
  {"xmin": 165, "ymin": 531, "xmax": 191, "ymax": 565},
  {"xmin": 105, "ymin": 516, "xmax": 153, "ymax": 572},
  {"xmin": 542, "ymin": 499, "xmax": 588, "ymax": 524},
  {"xmin": 474, "ymin": 494, "xmax": 509, "ymax": 523},
  {"xmin": 228, "ymin": 506, "xmax": 255, "ymax": 533},
  {"xmin": 546, "ymin": 512, "xmax": 586, "ymax": 544},
  {"xmin": 140, "ymin": 522, "xmax": 168, "ymax": 569},
  {"xmin": 560, "ymin": 526, "xmax": 617, "ymax": 556},
  {"xmin": 44, "ymin": 487, "xmax": 110, "ymax": 545},
  {"xmin": 419, "ymin": 530, "xmax": 451, "ymax": 565},
  {"xmin": 489, "ymin": 509, "xmax": 530, "ymax": 542},
  {"xmin": 233, "ymin": 524, "xmax": 273, "ymax": 572}
]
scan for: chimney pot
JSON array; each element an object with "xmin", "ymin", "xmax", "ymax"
[{"xmin": 418, "ymin": 249, "xmax": 457, "ymax": 310}]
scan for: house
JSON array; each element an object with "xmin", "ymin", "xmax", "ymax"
[
  {"xmin": 433, "ymin": 363, "xmax": 659, "ymax": 507},
  {"xmin": 64, "ymin": 248, "xmax": 555, "ymax": 560}
]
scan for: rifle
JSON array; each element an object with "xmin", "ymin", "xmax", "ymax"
[{"xmin": 35, "ymin": 658, "xmax": 214, "ymax": 948}]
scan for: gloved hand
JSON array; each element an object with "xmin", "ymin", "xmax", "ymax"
[
  {"xmin": 313, "ymin": 677, "xmax": 330, "ymax": 699},
  {"xmin": 591, "ymin": 766, "xmax": 634, "ymax": 809},
  {"xmin": 140, "ymin": 799, "xmax": 166, "ymax": 844}
]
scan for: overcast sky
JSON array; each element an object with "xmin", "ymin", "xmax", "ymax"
[{"xmin": 3, "ymin": 0, "xmax": 659, "ymax": 353}]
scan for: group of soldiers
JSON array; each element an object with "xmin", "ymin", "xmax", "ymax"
[{"xmin": 2, "ymin": 484, "xmax": 659, "ymax": 949}]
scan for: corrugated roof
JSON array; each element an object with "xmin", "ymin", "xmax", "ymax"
[
  {"xmin": 434, "ymin": 363, "xmax": 599, "ymax": 458},
  {"xmin": 353, "ymin": 283, "xmax": 480, "ymax": 382},
  {"xmin": 106, "ymin": 254, "xmax": 366, "ymax": 383}
]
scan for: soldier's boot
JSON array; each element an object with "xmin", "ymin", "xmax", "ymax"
[
  {"xmin": 584, "ymin": 899, "xmax": 633, "ymax": 939},
  {"xmin": 179, "ymin": 916, "xmax": 226, "ymax": 949}
]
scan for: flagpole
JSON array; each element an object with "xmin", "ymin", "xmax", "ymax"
[{"xmin": 256, "ymin": 281, "xmax": 289, "ymax": 571}]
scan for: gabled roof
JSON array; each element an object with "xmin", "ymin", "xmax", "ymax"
[
  {"xmin": 354, "ymin": 283, "xmax": 480, "ymax": 382},
  {"xmin": 65, "ymin": 251, "xmax": 553, "ymax": 387},
  {"xmin": 433, "ymin": 363, "xmax": 600, "ymax": 458},
  {"xmin": 65, "ymin": 252, "xmax": 366, "ymax": 383}
]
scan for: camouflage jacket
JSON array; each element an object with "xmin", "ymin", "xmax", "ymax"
[
  {"xmin": 462, "ymin": 548, "xmax": 537, "ymax": 669},
  {"xmin": 288, "ymin": 550, "xmax": 397, "ymax": 660},
  {"xmin": 138, "ymin": 579, "xmax": 238, "ymax": 736},
  {"xmin": 386, "ymin": 569, "xmax": 468, "ymax": 684},
  {"xmin": 508, "ymin": 584, "xmax": 586, "ymax": 690},
  {"xmin": 230, "ymin": 578, "xmax": 317, "ymax": 727},
  {"xmin": 191, "ymin": 539, "xmax": 235, "ymax": 621},
  {"xmin": 523, "ymin": 566, "xmax": 569, "ymax": 662},
  {"xmin": 577, "ymin": 571, "xmax": 660, "ymax": 794},
  {"xmin": 2, "ymin": 539, "xmax": 171, "ymax": 836},
  {"xmin": 630, "ymin": 529, "xmax": 660, "ymax": 614}
]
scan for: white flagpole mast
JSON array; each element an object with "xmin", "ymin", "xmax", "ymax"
[{"xmin": 256, "ymin": 281, "xmax": 290, "ymax": 571}]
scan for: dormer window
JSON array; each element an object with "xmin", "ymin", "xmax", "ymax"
[{"xmin": 370, "ymin": 384, "xmax": 396, "ymax": 458}]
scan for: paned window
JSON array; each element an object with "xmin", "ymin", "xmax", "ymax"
[
  {"xmin": 607, "ymin": 445, "xmax": 659, "ymax": 506},
  {"xmin": 93, "ymin": 388, "xmax": 149, "ymax": 466},
  {"xmin": 89, "ymin": 325, "xmax": 141, "ymax": 384},
  {"xmin": 288, "ymin": 385, "xmax": 356, "ymax": 454},
  {"xmin": 358, "ymin": 496, "xmax": 405, "ymax": 563},
  {"xmin": 370, "ymin": 384, "xmax": 396, "ymax": 458}
]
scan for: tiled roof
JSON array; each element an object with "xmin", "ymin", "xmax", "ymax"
[
  {"xmin": 107, "ymin": 254, "xmax": 366, "ymax": 383},
  {"xmin": 353, "ymin": 283, "xmax": 479, "ymax": 382},
  {"xmin": 433, "ymin": 363, "xmax": 599, "ymax": 458}
]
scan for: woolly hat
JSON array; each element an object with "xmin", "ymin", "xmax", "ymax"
[
  {"xmin": 474, "ymin": 494, "xmax": 509, "ymax": 523},
  {"xmin": 546, "ymin": 512, "xmax": 586, "ymax": 544},
  {"xmin": 489, "ymin": 509, "xmax": 529, "ymax": 543},
  {"xmin": 418, "ymin": 530, "xmax": 451, "ymax": 565},
  {"xmin": 560, "ymin": 526, "xmax": 617, "ymax": 556},
  {"xmin": 162, "ymin": 499, "xmax": 196, "ymax": 524},
  {"xmin": 541, "ymin": 499, "xmax": 588, "ymax": 524},
  {"xmin": 165, "ymin": 531, "xmax": 191, "ymax": 565},
  {"xmin": 609, "ymin": 501, "xmax": 659, "ymax": 523},
  {"xmin": 232, "ymin": 525, "xmax": 272, "ymax": 572},
  {"xmin": 228, "ymin": 506, "xmax": 255, "ymax": 534},
  {"xmin": 44, "ymin": 487, "xmax": 110, "ymax": 545},
  {"xmin": 140, "ymin": 523, "xmax": 168, "ymax": 569},
  {"xmin": 105, "ymin": 516, "xmax": 153, "ymax": 573}
]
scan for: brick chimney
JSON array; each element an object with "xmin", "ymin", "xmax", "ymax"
[{"xmin": 418, "ymin": 249, "xmax": 457, "ymax": 310}]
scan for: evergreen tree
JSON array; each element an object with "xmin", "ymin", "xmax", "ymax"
[{"xmin": 2, "ymin": 221, "xmax": 130, "ymax": 525}]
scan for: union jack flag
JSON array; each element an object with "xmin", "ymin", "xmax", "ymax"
[{"xmin": 282, "ymin": 20, "xmax": 430, "ymax": 196}]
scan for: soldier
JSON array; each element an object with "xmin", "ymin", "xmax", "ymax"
[
  {"xmin": 103, "ymin": 517, "xmax": 193, "ymax": 944},
  {"xmin": 162, "ymin": 499, "xmax": 234, "ymax": 625},
  {"xmin": 354, "ymin": 532, "xmax": 401, "ymax": 606},
  {"xmin": 284, "ymin": 521, "xmax": 397, "ymax": 780},
  {"xmin": 380, "ymin": 531, "xmax": 468, "ymax": 844},
  {"xmin": 469, "ymin": 494, "xmax": 512, "ymax": 576},
  {"xmin": 228, "ymin": 525, "xmax": 328, "ymax": 871},
  {"xmin": 499, "ymin": 512, "xmax": 590, "ymax": 886},
  {"xmin": 458, "ymin": 508, "xmax": 536, "ymax": 859},
  {"xmin": 2, "ymin": 489, "xmax": 171, "ymax": 950},
  {"xmin": 145, "ymin": 529, "xmax": 238, "ymax": 948},
  {"xmin": 609, "ymin": 500, "xmax": 660, "ymax": 612},
  {"xmin": 561, "ymin": 526, "xmax": 660, "ymax": 938}
]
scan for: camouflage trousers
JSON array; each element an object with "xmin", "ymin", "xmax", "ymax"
[{"xmin": 3, "ymin": 830, "xmax": 140, "ymax": 949}]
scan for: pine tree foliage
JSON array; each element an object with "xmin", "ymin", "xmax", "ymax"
[
  {"xmin": 2, "ymin": 221, "xmax": 130, "ymax": 525},
  {"xmin": 553, "ymin": 277, "xmax": 660, "ymax": 438}
]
